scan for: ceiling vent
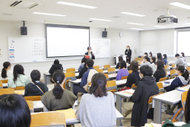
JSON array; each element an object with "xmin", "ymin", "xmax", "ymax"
[
  {"xmin": 10, "ymin": 0, "xmax": 22, "ymax": 7},
  {"xmin": 9, "ymin": 0, "xmax": 40, "ymax": 9},
  {"xmin": 27, "ymin": 3, "xmax": 39, "ymax": 9}
]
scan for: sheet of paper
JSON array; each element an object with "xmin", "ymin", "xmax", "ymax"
[
  {"xmin": 123, "ymin": 89, "xmax": 135, "ymax": 94},
  {"xmin": 57, "ymin": 108, "xmax": 77, "ymax": 119}
]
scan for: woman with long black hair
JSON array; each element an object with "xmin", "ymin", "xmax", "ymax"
[{"xmin": 1, "ymin": 61, "xmax": 12, "ymax": 79}]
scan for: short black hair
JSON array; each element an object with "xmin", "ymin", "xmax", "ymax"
[
  {"xmin": 130, "ymin": 60, "xmax": 138, "ymax": 72},
  {"xmin": 175, "ymin": 53, "xmax": 180, "ymax": 57},
  {"xmin": 54, "ymin": 59, "xmax": 59, "ymax": 64},
  {"xmin": 149, "ymin": 52, "xmax": 152, "ymax": 57},
  {"xmin": 81, "ymin": 57, "xmax": 87, "ymax": 64},
  {"xmin": 151, "ymin": 57, "xmax": 156, "ymax": 64},
  {"xmin": 144, "ymin": 52, "xmax": 148, "ymax": 55},
  {"xmin": 30, "ymin": 70, "xmax": 41, "ymax": 83},
  {"xmin": 144, "ymin": 56, "xmax": 150, "ymax": 62},
  {"xmin": 118, "ymin": 56, "xmax": 123, "ymax": 62},
  {"xmin": 86, "ymin": 59, "xmax": 94, "ymax": 67},
  {"xmin": 120, "ymin": 61, "xmax": 126, "ymax": 68},
  {"xmin": 140, "ymin": 65, "xmax": 153, "ymax": 76},
  {"xmin": 157, "ymin": 53, "xmax": 163, "ymax": 60},
  {"xmin": 87, "ymin": 46, "xmax": 91, "ymax": 50},
  {"xmin": 163, "ymin": 54, "xmax": 167, "ymax": 59},
  {"xmin": 0, "ymin": 94, "xmax": 31, "ymax": 127}
]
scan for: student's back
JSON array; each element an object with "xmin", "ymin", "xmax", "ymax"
[
  {"xmin": 153, "ymin": 60, "xmax": 166, "ymax": 82},
  {"xmin": 49, "ymin": 59, "xmax": 63, "ymax": 75},
  {"xmin": 116, "ymin": 61, "xmax": 129, "ymax": 80}
]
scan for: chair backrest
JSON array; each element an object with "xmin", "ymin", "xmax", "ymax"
[
  {"xmin": 170, "ymin": 69, "xmax": 176, "ymax": 75},
  {"xmin": 0, "ymin": 79, "xmax": 8, "ymax": 83},
  {"xmin": 107, "ymin": 68, "xmax": 116, "ymax": 74},
  {"xmin": 159, "ymin": 77, "xmax": 167, "ymax": 81},
  {"xmin": 0, "ymin": 81, "xmax": 3, "ymax": 88},
  {"xmin": 66, "ymin": 68, "xmax": 75, "ymax": 73},
  {"xmin": 26, "ymin": 100, "xmax": 34, "ymax": 112},
  {"xmin": 181, "ymin": 91, "xmax": 188, "ymax": 110},
  {"xmin": 165, "ymin": 65, "xmax": 170, "ymax": 70},
  {"xmin": 187, "ymin": 67, "xmax": 190, "ymax": 71},
  {"xmin": 14, "ymin": 86, "xmax": 25, "ymax": 90},
  {"xmin": 0, "ymin": 88, "xmax": 14, "ymax": 96},
  {"xmin": 106, "ymin": 80, "xmax": 117, "ymax": 93},
  {"xmin": 171, "ymin": 108, "xmax": 183, "ymax": 122},
  {"xmin": 135, "ymin": 57, "xmax": 143, "ymax": 62},
  {"xmin": 103, "ymin": 64, "xmax": 110, "ymax": 69},
  {"xmin": 131, "ymin": 83, "xmax": 137, "ymax": 88},
  {"xmin": 104, "ymin": 74, "xmax": 108, "ymax": 79},
  {"xmin": 24, "ymin": 96, "xmax": 41, "ymax": 101},
  {"xmin": 172, "ymin": 64, "xmax": 176, "ymax": 68},
  {"xmin": 93, "ymin": 65, "xmax": 100, "ymax": 69},
  {"xmin": 128, "ymin": 70, "xmax": 133, "ymax": 74},
  {"xmin": 30, "ymin": 112, "xmax": 66, "ymax": 127},
  {"xmin": 96, "ymin": 69, "xmax": 103, "ymax": 73},
  {"xmin": 65, "ymin": 72, "xmax": 75, "ymax": 78},
  {"xmin": 148, "ymin": 93, "xmax": 161, "ymax": 104},
  {"xmin": 121, "ymin": 76, "xmax": 128, "ymax": 80},
  {"xmin": 157, "ymin": 82, "xmax": 163, "ymax": 89}
]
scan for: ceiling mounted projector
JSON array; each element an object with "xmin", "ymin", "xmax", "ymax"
[{"xmin": 157, "ymin": 9, "xmax": 178, "ymax": 24}]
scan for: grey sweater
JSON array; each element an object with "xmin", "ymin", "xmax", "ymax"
[{"xmin": 76, "ymin": 92, "xmax": 116, "ymax": 127}]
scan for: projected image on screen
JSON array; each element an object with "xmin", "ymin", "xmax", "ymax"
[
  {"xmin": 46, "ymin": 24, "xmax": 89, "ymax": 57},
  {"xmin": 177, "ymin": 31, "xmax": 190, "ymax": 56}
]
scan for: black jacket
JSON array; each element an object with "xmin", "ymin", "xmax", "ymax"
[
  {"xmin": 85, "ymin": 52, "xmax": 95, "ymax": 59},
  {"xmin": 125, "ymin": 71, "xmax": 140, "ymax": 88},
  {"xmin": 24, "ymin": 81, "xmax": 48, "ymax": 96},
  {"xmin": 77, "ymin": 65, "xmax": 88, "ymax": 79},
  {"xmin": 131, "ymin": 76, "xmax": 159, "ymax": 126},
  {"xmin": 49, "ymin": 64, "xmax": 63, "ymax": 75},
  {"xmin": 125, "ymin": 49, "xmax": 132, "ymax": 58},
  {"xmin": 153, "ymin": 69, "xmax": 166, "ymax": 82}
]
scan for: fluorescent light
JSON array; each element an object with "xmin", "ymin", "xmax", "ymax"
[
  {"xmin": 89, "ymin": 18, "xmax": 112, "ymax": 22},
  {"xmin": 170, "ymin": 2, "xmax": 190, "ymax": 9},
  {"xmin": 33, "ymin": 12, "xmax": 66, "ymax": 17},
  {"xmin": 57, "ymin": 1, "xmax": 97, "ymax": 9},
  {"xmin": 130, "ymin": 28, "xmax": 143, "ymax": 30},
  {"xmin": 154, "ymin": 26, "xmax": 166, "ymax": 28},
  {"xmin": 121, "ymin": 12, "xmax": 145, "ymax": 17},
  {"xmin": 127, "ymin": 22, "xmax": 144, "ymax": 26}
]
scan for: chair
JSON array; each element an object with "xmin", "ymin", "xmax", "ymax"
[
  {"xmin": 24, "ymin": 96, "xmax": 41, "ymax": 101},
  {"xmin": 0, "ymin": 79, "xmax": 8, "ymax": 83},
  {"xmin": 121, "ymin": 76, "xmax": 128, "ymax": 80},
  {"xmin": 64, "ymin": 72, "xmax": 75, "ymax": 89},
  {"xmin": 103, "ymin": 64, "xmax": 110, "ymax": 69},
  {"xmin": 187, "ymin": 67, "xmax": 190, "ymax": 73},
  {"xmin": 96, "ymin": 69, "xmax": 103, "ymax": 73},
  {"xmin": 164, "ymin": 65, "xmax": 170, "ymax": 70},
  {"xmin": 0, "ymin": 88, "xmax": 14, "ymax": 96},
  {"xmin": 170, "ymin": 69, "xmax": 177, "ymax": 79},
  {"xmin": 171, "ymin": 108, "xmax": 183, "ymax": 122},
  {"xmin": 131, "ymin": 83, "xmax": 137, "ymax": 88},
  {"xmin": 93, "ymin": 65, "xmax": 100, "ymax": 69},
  {"xmin": 104, "ymin": 74, "xmax": 108, "ymax": 79},
  {"xmin": 26, "ymin": 100, "xmax": 34, "ymax": 112},
  {"xmin": 66, "ymin": 68, "xmax": 75, "ymax": 73},
  {"xmin": 106, "ymin": 80, "xmax": 117, "ymax": 93},
  {"xmin": 172, "ymin": 64, "xmax": 176, "ymax": 69},
  {"xmin": 159, "ymin": 77, "xmax": 167, "ymax": 82},
  {"xmin": 157, "ymin": 82, "xmax": 165, "ymax": 93},
  {"xmin": 30, "ymin": 112, "xmax": 66, "ymax": 127},
  {"xmin": 128, "ymin": 70, "xmax": 133, "ymax": 74},
  {"xmin": 13, "ymin": 86, "xmax": 25, "ymax": 90},
  {"xmin": 181, "ymin": 91, "xmax": 188, "ymax": 110},
  {"xmin": 0, "ymin": 81, "xmax": 3, "ymax": 88},
  {"xmin": 107, "ymin": 68, "xmax": 116, "ymax": 74}
]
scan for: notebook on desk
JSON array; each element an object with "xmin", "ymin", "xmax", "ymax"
[{"xmin": 123, "ymin": 89, "xmax": 135, "ymax": 94}]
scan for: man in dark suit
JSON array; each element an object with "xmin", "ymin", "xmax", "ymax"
[
  {"xmin": 85, "ymin": 47, "xmax": 95, "ymax": 59},
  {"xmin": 125, "ymin": 45, "xmax": 132, "ymax": 64}
]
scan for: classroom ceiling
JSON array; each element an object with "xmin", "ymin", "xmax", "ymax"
[{"xmin": 0, "ymin": 0, "xmax": 190, "ymax": 30}]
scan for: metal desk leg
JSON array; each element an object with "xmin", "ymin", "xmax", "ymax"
[
  {"xmin": 43, "ymin": 74, "xmax": 47, "ymax": 84},
  {"xmin": 116, "ymin": 95, "xmax": 122, "ymax": 126},
  {"xmin": 154, "ymin": 99, "xmax": 162, "ymax": 123}
]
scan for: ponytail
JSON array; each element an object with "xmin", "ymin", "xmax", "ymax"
[
  {"xmin": 1, "ymin": 61, "xmax": 11, "ymax": 78},
  {"xmin": 182, "ymin": 69, "xmax": 189, "ymax": 81},
  {"xmin": 13, "ymin": 64, "xmax": 24, "ymax": 82},
  {"xmin": 1, "ymin": 68, "xmax": 7, "ymax": 78},
  {"xmin": 52, "ymin": 70, "xmax": 65, "ymax": 99}
]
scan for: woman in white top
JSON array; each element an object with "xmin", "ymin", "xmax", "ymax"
[
  {"xmin": 1, "ymin": 61, "xmax": 12, "ymax": 79},
  {"xmin": 141, "ymin": 56, "xmax": 151, "ymax": 66},
  {"xmin": 76, "ymin": 73, "xmax": 116, "ymax": 127},
  {"xmin": 8, "ymin": 64, "xmax": 30, "ymax": 88},
  {"xmin": 150, "ymin": 57, "xmax": 157, "ymax": 73}
]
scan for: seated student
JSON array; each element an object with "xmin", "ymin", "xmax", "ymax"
[
  {"xmin": 181, "ymin": 52, "xmax": 186, "ymax": 62},
  {"xmin": 41, "ymin": 70, "xmax": 76, "ymax": 111},
  {"xmin": 162, "ymin": 88, "xmax": 190, "ymax": 126},
  {"xmin": 73, "ymin": 59, "xmax": 98, "ymax": 96},
  {"xmin": 1, "ymin": 61, "xmax": 12, "ymax": 79},
  {"xmin": 150, "ymin": 57, "xmax": 157, "ymax": 73},
  {"xmin": 130, "ymin": 65, "xmax": 159, "ymax": 126},
  {"xmin": 49, "ymin": 59, "xmax": 63, "ymax": 76},
  {"xmin": 116, "ymin": 56, "xmax": 124, "ymax": 69},
  {"xmin": 116, "ymin": 61, "xmax": 129, "ymax": 80},
  {"xmin": 153, "ymin": 60, "xmax": 166, "ymax": 82},
  {"xmin": 144, "ymin": 52, "xmax": 148, "ymax": 57},
  {"xmin": 8, "ymin": 64, "xmax": 30, "ymax": 88},
  {"xmin": 125, "ymin": 60, "xmax": 140, "ymax": 88},
  {"xmin": 166, "ymin": 66, "xmax": 189, "ymax": 92},
  {"xmin": 25, "ymin": 70, "xmax": 48, "ymax": 96},
  {"xmin": 141, "ymin": 56, "xmax": 151, "ymax": 66},
  {"xmin": 76, "ymin": 73, "xmax": 116, "ymax": 127},
  {"xmin": 0, "ymin": 94, "xmax": 31, "ymax": 127},
  {"xmin": 77, "ymin": 60, "xmax": 88, "ymax": 79},
  {"xmin": 157, "ymin": 53, "xmax": 163, "ymax": 61},
  {"xmin": 149, "ymin": 52, "xmax": 152, "ymax": 60},
  {"xmin": 78, "ymin": 57, "xmax": 87, "ymax": 72},
  {"xmin": 172, "ymin": 53, "xmax": 185, "ymax": 67},
  {"xmin": 163, "ymin": 54, "xmax": 168, "ymax": 65}
]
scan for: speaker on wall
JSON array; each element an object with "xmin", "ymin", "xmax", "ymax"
[
  {"xmin": 21, "ymin": 21, "xmax": 27, "ymax": 35},
  {"xmin": 102, "ymin": 28, "xmax": 107, "ymax": 37}
]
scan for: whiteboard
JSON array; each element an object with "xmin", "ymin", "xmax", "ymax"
[
  {"xmin": 90, "ymin": 39, "xmax": 110, "ymax": 58},
  {"xmin": 8, "ymin": 37, "xmax": 46, "ymax": 63}
]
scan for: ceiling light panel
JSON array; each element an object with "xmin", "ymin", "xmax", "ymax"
[
  {"xmin": 33, "ymin": 12, "xmax": 66, "ymax": 17},
  {"xmin": 121, "ymin": 12, "xmax": 145, "ymax": 17},
  {"xmin": 57, "ymin": 1, "xmax": 97, "ymax": 9},
  {"xmin": 89, "ymin": 18, "xmax": 112, "ymax": 22},
  {"xmin": 169, "ymin": 2, "xmax": 190, "ymax": 9},
  {"xmin": 127, "ymin": 22, "xmax": 144, "ymax": 25}
]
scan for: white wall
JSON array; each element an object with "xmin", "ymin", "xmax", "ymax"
[
  {"xmin": 140, "ymin": 29, "xmax": 175, "ymax": 57},
  {"xmin": 0, "ymin": 21, "xmax": 139, "ymax": 77}
]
